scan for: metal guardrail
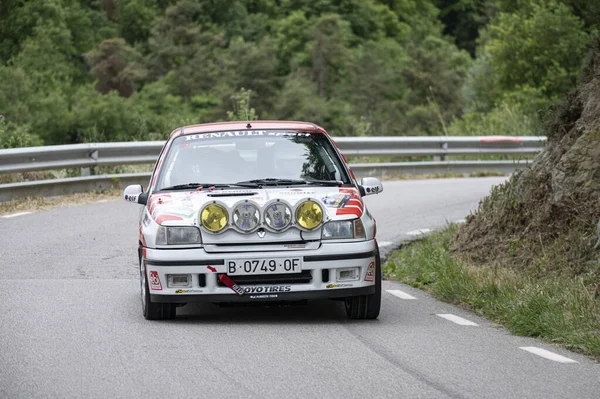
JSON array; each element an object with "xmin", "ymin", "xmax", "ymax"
[
  {"xmin": 0, "ymin": 136, "xmax": 546, "ymax": 202},
  {"xmin": 0, "ymin": 142, "xmax": 162, "ymax": 174}
]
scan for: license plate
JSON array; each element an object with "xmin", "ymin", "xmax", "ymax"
[{"xmin": 226, "ymin": 258, "xmax": 302, "ymax": 276}]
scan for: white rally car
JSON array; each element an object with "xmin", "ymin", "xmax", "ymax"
[{"xmin": 124, "ymin": 121, "xmax": 384, "ymax": 320}]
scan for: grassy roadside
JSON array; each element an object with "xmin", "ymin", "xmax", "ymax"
[
  {"xmin": 0, "ymin": 189, "xmax": 121, "ymax": 216},
  {"xmin": 384, "ymin": 224, "xmax": 600, "ymax": 360}
]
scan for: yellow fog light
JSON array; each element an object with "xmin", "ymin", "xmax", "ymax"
[
  {"xmin": 201, "ymin": 203, "xmax": 228, "ymax": 232},
  {"xmin": 295, "ymin": 200, "xmax": 323, "ymax": 230}
]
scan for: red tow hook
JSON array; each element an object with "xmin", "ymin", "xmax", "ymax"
[{"xmin": 219, "ymin": 274, "xmax": 245, "ymax": 296}]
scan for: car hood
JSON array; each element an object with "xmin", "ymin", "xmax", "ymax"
[{"xmin": 147, "ymin": 186, "xmax": 364, "ymax": 226}]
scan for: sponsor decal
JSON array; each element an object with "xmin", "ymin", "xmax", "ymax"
[
  {"xmin": 154, "ymin": 214, "xmax": 185, "ymax": 225},
  {"xmin": 207, "ymin": 265, "xmax": 217, "ymax": 273},
  {"xmin": 243, "ymin": 286, "xmax": 291, "ymax": 294},
  {"xmin": 250, "ymin": 294, "xmax": 279, "ymax": 299},
  {"xmin": 125, "ymin": 194, "xmax": 138, "ymax": 203},
  {"xmin": 148, "ymin": 271, "xmax": 163, "ymax": 290},
  {"xmin": 284, "ymin": 244, "xmax": 306, "ymax": 249},
  {"xmin": 321, "ymin": 194, "xmax": 351, "ymax": 208},
  {"xmin": 364, "ymin": 262, "xmax": 375, "ymax": 282},
  {"xmin": 278, "ymin": 190, "xmax": 316, "ymax": 195},
  {"xmin": 185, "ymin": 131, "xmax": 311, "ymax": 141},
  {"xmin": 147, "ymin": 194, "xmax": 172, "ymax": 215},
  {"xmin": 142, "ymin": 213, "xmax": 151, "ymax": 227},
  {"xmin": 175, "ymin": 289, "xmax": 204, "ymax": 294},
  {"xmin": 335, "ymin": 188, "xmax": 363, "ymax": 217},
  {"xmin": 326, "ymin": 283, "xmax": 354, "ymax": 289}
]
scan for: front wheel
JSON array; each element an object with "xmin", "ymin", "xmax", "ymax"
[
  {"xmin": 345, "ymin": 248, "xmax": 381, "ymax": 320},
  {"xmin": 140, "ymin": 259, "xmax": 176, "ymax": 320}
]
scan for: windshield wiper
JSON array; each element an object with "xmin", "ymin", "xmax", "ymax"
[
  {"xmin": 303, "ymin": 179, "xmax": 344, "ymax": 186},
  {"xmin": 235, "ymin": 178, "xmax": 343, "ymax": 186},
  {"xmin": 160, "ymin": 182, "xmax": 259, "ymax": 191}
]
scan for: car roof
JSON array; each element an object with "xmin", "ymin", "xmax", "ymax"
[{"xmin": 169, "ymin": 120, "xmax": 328, "ymax": 139}]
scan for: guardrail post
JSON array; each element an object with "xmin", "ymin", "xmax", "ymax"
[
  {"xmin": 434, "ymin": 141, "xmax": 448, "ymax": 161},
  {"xmin": 83, "ymin": 149, "xmax": 99, "ymax": 176},
  {"xmin": 441, "ymin": 141, "xmax": 447, "ymax": 161}
]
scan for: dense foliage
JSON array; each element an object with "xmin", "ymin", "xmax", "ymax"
[{"xmin": 0, "ymin": 0, "xmax": 597, "ymax": 147}]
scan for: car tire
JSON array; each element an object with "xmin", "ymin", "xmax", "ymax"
[
  {"xmin": 344, "ymin": 247, "xmax": 381, "ymax": 320},
  {"xmin": 140, "ymin": 259, "xmax": 176, "ymax": 320}
]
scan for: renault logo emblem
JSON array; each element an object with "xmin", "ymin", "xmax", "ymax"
[{"xmin": 257, "ymin": 228, "xmax": 266, "ymax": 238}]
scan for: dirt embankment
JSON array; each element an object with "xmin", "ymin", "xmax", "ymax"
[{"xmin": 452, "ymin": 37, "xmax": 600, "ymax": 281}]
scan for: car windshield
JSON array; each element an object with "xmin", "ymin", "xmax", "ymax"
[{"xmin": 155, "ymin": 130, "xmax": 352, "ymax": 190}]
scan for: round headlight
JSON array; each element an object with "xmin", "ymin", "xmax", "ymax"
[
  {"xmin": 200, "ymin": 203, "xmax": 228, "ymax": 232},
  {"xmin": 233, "ymin": 202, "xmax": 260, "ymax": 232},
  {"xmin": 264, "ymin": 202, "xmax": 292, "ymax": 231},
  {"xmin": 295, "ymin": 200, "xmax": 323, "ymax": 230}
]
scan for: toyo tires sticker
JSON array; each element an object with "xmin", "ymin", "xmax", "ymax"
[
  {"xmin": 149, "ymin": 270, "xmax": 163, "ymax": 290},
  {"xmin": 364, "ymin": 262, "xmax": 375, "ymax": 282}
]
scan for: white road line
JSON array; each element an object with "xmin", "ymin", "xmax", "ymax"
[
  {"xmin": 519, "ymin": 347, "xmax": 578, "ymax": 363},
  {"xmin": 405, "ymin": 228, "xmax": 432, "ymax": 236},
  {"xmin": 436, "ymin": 314, "xmax": 479, "ymax": 326},
  {"xmin": 386, "ymin": 289, "xmax": 417, "ymax": 300},
  {"xmin": 2, "ymin": 212, "xmax": 33, "ymax": 218},
  {"xmin": 96, "ymin": 200, "xmax": 109, "ymax": 203},
  {"xmin": 378, "ymin": 241, "xmax": 393, "ymax": 247}
]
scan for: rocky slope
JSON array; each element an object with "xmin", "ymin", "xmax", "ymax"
[{"xmin": 452, "ymin": 37, "xmax": 600, "ymax": 281}]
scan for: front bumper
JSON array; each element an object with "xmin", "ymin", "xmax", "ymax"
[
  {"xmin": 151, "ymin": 286, "xmax": 375, "ymax": 303},
  {"xmin": 144, "ymin": 240, "xmax": 377, "ymax": 303}
]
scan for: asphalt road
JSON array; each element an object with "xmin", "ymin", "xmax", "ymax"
[{"xmin": 1, "ymin": 177, "xmax": 599, "ymax": 399}]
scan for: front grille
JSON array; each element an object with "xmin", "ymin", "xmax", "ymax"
[{"xmin": 217, "ymin": 270, "xmax": 312, "ymax": 286}]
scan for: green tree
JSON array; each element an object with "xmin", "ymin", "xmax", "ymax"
[
  {"xmin": 338, "ymin": 39, "xmax": 409, "ymax": 135},
  {"xmin": 70, "ymin": 85, "xmax": 149, "ymax": 142},
  {"xmin": 116, "ymin": 0, "xmax": 159, "ymax": 44},
  {"xmin": 436, "ymin": 0, "xmax": 496, "ymax": 55},
  {"xmin": 402, "ymin": 35, "xmax": 472, "ymax": 133},
  {"xmin": 226, "ymin": 88, "xmax": 259, "ymax": 121},
  {"xmin": 273, "ymin": 11, "xmax": 313, "ymax": 75},
  {"xmin": 309, "ymin": 14, "xmax": 354, "ymax": 98},
  {"xmin": 0, "ymin": 117, "xmax": 42, "ymax": 149},
  {"xmin": 224, "ymin": 38, "xmax": 280, "ymax": 118},
  {"xmin": 85, "ymin": 38, "xmax": 147, "ymax": 97},
  {"xmin": 484, "ymin": 1, "xmax": 590, "ymax": 101}
]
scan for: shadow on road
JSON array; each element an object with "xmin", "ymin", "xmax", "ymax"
[{"xmin": 165, "ymin": 299, "xmax": 362, "ymax": 324}]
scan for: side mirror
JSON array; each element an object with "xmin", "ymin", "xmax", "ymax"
[
  {"xmin": 123, "ymin": 184, "xmax": 148, "ymax": 205},
  {"xmin": 360, "ymin": 177, "xmax": 383, "ymax": 196}
]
